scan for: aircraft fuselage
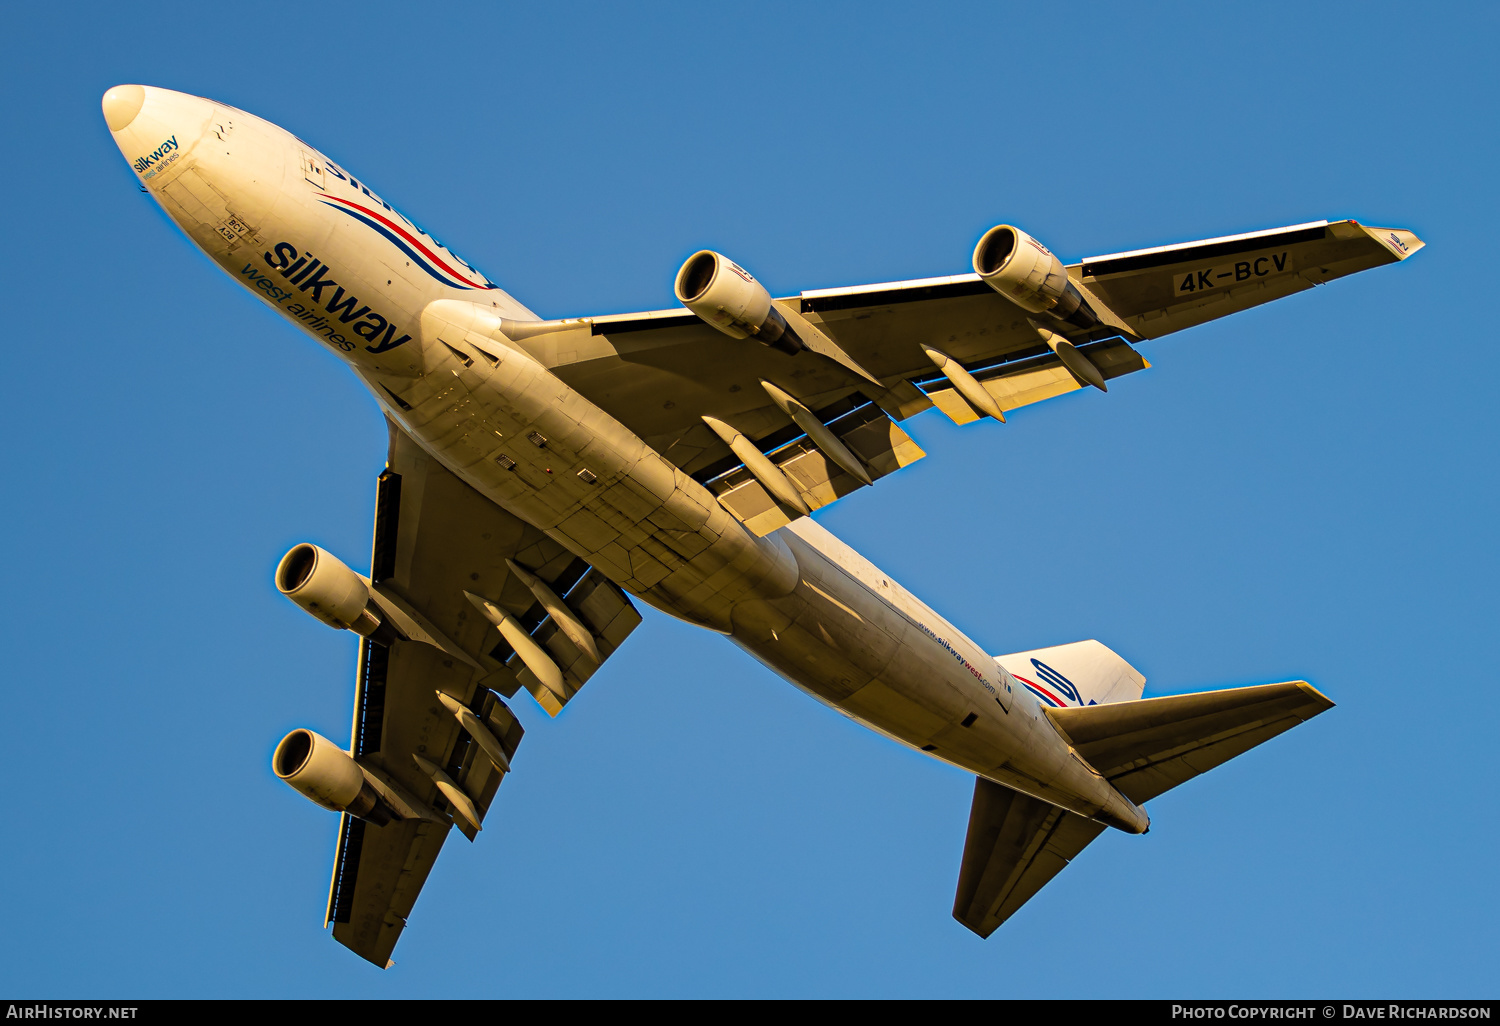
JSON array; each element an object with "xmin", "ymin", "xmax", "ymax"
[{"xmin": 107, "ymin": 85, "xmax": 1147, "ymax": 834}]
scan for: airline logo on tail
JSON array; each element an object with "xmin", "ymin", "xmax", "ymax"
[{"xmin": 1016, "ymin": 658, "xmax": 1096, "ymax": 708}]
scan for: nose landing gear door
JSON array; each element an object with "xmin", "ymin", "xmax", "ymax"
[{"xmin": 300, "ymin": 150, "xmax": 326, "ymax": 191}]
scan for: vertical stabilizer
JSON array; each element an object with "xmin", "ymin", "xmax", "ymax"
[{"xmin": 994, "ymin": 639, "xmax": 1144, "ymax": 708}]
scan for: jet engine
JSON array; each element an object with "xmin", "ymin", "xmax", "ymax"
[
  {"xmin": 276, "ymin": 543, "xmax": 382, "ymax": 636},
  {"xmin": 972, "ymin": 225, "xmax": 1098, "ymax": 328},
  {"xmin": 273, "ymin": 728, "xmax": 394, "ymax": 825},
  {"xmin": 674, "ymin": 250, "xmax": 804, "ymax": 355}
]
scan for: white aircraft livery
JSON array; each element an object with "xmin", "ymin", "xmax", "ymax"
[{"xmin": 102, "ymin": 84, "xmax": 1424, "ymax": 968}]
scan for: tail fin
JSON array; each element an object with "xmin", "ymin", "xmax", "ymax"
[
  {"xmin": 993, "ymin": 639, "xmax": 1145, "ymax": 708},
  {"xmin": 953, "ymin": 680, "xmax": 1333, "ymax": 936}
]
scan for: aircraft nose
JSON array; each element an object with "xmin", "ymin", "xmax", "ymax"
[
  {"xmin": 103, "ymin": 85, "xmax": 219, "ymax": 187},
  {"xmin": 102, "ymin": 84, "xmax": 146, "ymax": 132}
]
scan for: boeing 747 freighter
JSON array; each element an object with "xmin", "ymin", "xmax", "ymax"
[{"xmin": 102, "ymin": 83, "xmax": 1423, "ymax": 967}]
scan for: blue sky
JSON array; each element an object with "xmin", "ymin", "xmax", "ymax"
[{"xmin": 1, "ymin": 0, "xmax": 1494, "ymax": 998}]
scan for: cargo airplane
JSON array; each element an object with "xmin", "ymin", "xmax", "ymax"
[{"xmin": 102, "ymin": 84, "xmax": 1423, "ymax": 967}]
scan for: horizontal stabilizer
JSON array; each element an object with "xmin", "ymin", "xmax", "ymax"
[
  {"xmin": 1045, "ymin": 680, "xmax": 1333, "ymax": 805},
  {"xmin": 953, "ymin": 679, "xmax": 1332, "ymax": 938},
  {"xmin": 953, "ymin": 779, "xmax": 1105, "ymax": 938}
]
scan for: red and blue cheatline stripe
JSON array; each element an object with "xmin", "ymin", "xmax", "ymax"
[
  {"xmin": 319, "ymin": 195, "xmax": 495, "ymax": 291},
  {"xmin": 1014, "ymin": 674, "xmax": 1072, "ymax": 708}
]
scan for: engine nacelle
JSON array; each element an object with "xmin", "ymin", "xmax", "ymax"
[
  {"xmin": 674, "ymin": 250, "xmax": 803, "ymax": 354},
  {"xmin": 275, "ymin": 543, "xmax": 381, "ymax": 635},
  {"xmin": 972, "ymin": 225, "xmax": 1097, "ymax": 327},
  {"xmin": 273, "ymin": 728, "xmax": 393, "ymax": 825}
]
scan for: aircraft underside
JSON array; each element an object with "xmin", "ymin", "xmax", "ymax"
[{"xmin": 103, "ymin": 82, "xmax": 1416, "ymax": 967}]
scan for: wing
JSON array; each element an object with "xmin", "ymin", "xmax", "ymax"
[
  {"xmin": 514, "ymin": 219, "xmax": 1419, "ymax": 536},
  {"xmin": 1078, "ymin": 219, "xmax": 1423, "ymax": 339},
  {"xmin": 326, "ymin": 421, "xmax": 642, "ymax": 967}
]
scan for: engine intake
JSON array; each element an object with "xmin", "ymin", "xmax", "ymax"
[
  {"xmin": 276, "ymin": 543, "xmax": 381, "ymax": 635},
  {"xmin": 674, "ymin": 251, "xmax": 803, "ymax": 355},
  {"xmin": 273, "ymin": 728, "xmax": 393, "ymax": 825},
  {"xmin": 973, "ymin": 225, "xmax": 1097, "ymax": 328}
]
